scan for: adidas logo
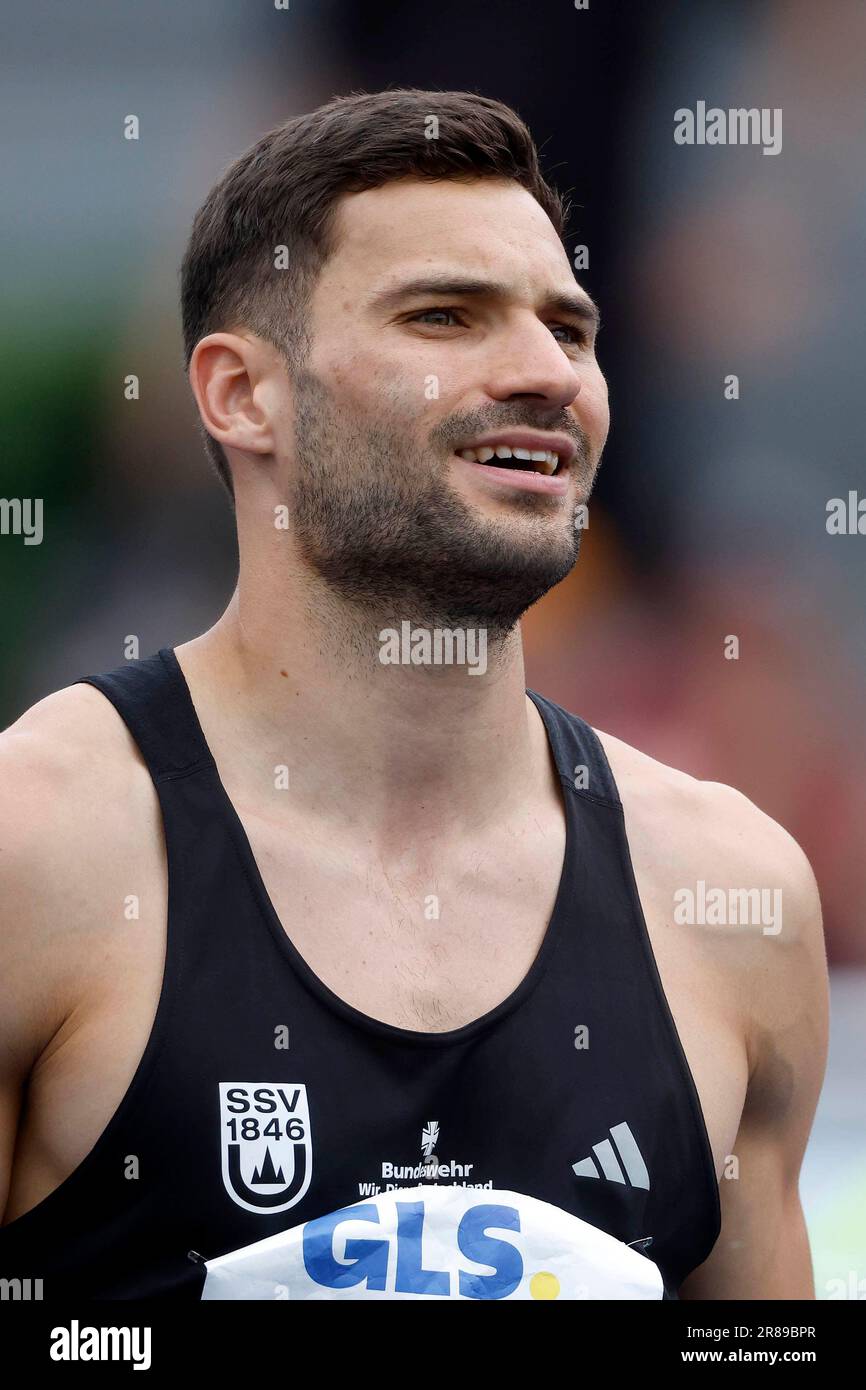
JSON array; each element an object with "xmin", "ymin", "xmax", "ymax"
[{"xmin": 571, "ymin": 1122, "xmax": 650, "ymax": 1190}]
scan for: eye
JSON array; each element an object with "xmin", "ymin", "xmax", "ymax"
[
  {"xmin": 406, "ymin": 307, "xmax": 465, "ymax": 327},
  {"xmin": 549, "ymin": 322, "xmax": 589, "ymax": 347}
]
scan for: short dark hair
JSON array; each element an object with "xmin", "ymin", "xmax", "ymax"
[{"xmin": 180, "ymin": 88, "xmax": 568, "ymax": 499}]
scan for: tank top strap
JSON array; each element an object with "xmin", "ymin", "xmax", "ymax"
[
  {"xmin": 75, "ymin": 647, "xmax": 213, "ymax": 784},
  {"xmin": 526, "ymin": 687, "xmax": 620, "ymax": 807}
]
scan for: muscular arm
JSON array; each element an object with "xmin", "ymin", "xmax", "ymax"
[
  {"xmin": 679, "ymin": 803, "xmax": 829, "ymax": 1299},
  {"xmin": 0, "ymin": 684, "xmax": 163, "ymax": 1225},
  {"xmin": 0, "ymin": 705, "xmax": 77, "ymax": 1222}
]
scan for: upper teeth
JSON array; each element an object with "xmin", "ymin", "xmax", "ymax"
[{"xmin": 457, "ymin": 445, "xmax": 560, "ymax": 475}]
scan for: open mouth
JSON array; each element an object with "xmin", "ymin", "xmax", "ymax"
[{"xmin": 455, "ymin": 445, "xmax": 563, "ymax": 477}]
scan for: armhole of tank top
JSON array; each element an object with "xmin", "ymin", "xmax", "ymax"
[
  {"xmin": 530, "ymin": 696, "xmax": 721, "ymax": 1260},
  {"xmin": 610, "ymin": 788, "xmax": 723, "ymax": 1253},
  {"xmin": 0, "ymin": 679, "xmax": 187, "ymax": 1237},
  {"xmin": 568, "ymin": 711, "xmax": 722, "ymax": 1254}
]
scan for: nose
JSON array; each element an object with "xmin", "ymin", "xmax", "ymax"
[{"xmin": 482, "ymin": 316, "xmax": 582, "ymax": 412}]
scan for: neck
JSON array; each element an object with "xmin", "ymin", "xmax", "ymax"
[{"xmin": 176, "ymin": 566, "xmax": 547, "ymax": 850}]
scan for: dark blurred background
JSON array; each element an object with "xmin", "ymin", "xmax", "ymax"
[{"xmin": 1, "ymin": 0, "xmax": 864, "ymax": 1289}]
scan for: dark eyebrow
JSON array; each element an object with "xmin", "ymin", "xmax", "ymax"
[
  {"xmin": 544, "ymin": 291, "xmax": 602, "ymax": 333},
  {"xmin": 367, "ymin": 275, "xmax": 601, "ymax": 333}
]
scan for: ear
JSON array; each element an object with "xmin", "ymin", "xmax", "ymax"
[{"xmin": 188, "ymin": 332, "xmax": 278, "ymax": 461}]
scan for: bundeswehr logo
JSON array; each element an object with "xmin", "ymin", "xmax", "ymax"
[{"xmin": 219, "ymin": 1082, "xmax": 312, "ymax": 1214}]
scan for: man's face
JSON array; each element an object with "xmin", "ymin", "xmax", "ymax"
[{"xmin": 284, "ymin": 176, "xmax": 609, "ymax": 635}]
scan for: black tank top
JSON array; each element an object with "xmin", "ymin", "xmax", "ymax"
[{"xmin": 0, "ymin": 649, "xmax": 720, "ymax": 1300}]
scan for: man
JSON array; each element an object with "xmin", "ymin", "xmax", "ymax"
[{"xmin": 0, "ymin": 90, "xmax": 828, "ymax": 1301}]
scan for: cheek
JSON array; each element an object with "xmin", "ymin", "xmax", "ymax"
[
  {"xmin": 314, "ymin": 352, "xmax": 365, "ymax": 402},
  {"xmin": 335, "ymin": 355, "xmax": 441, "ymax": 439},
  {"xmin": 315, "ymin": 340, "xmax": 409, "ymax": 411},
  {"xmin": 578, "ymin": 369, "xmax": 610, "ymax": 446}
]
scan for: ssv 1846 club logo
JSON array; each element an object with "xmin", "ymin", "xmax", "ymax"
[{"xmin": 219, "ymin": 1083, "xmax": 312, "ymax": 1214}]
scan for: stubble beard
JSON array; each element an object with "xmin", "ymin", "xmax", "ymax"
[{"xmin": 289, "ymin": 365, "xmax": 594, "ymax": 641}]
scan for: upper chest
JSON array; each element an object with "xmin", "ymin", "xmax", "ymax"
[{"xmin": 240, "ymin": 800, "xmax": 568, "ymax": 1032}]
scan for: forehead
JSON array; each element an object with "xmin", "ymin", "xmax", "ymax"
[{"xmin": 321, "ymin": 177, "xmax": 575, "ymax": 301}]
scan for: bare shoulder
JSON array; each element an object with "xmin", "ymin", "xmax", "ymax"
[
  {"xmin": 0, "ymin": 681, "xmax": 162, "ymax": 1065},
  {"xmin": 595, "ymin": 726, "xmax": 823, "ymax": 938},
  {"xmin": 0, "ymin": 680, "xmax": 154, "ymax": 867},
  {"xmin": 595, "ymin": 725, "xmax": 829, "ymax": 1109},
  {"xmin": 1, "ymin": 678, "xmax": 142, "ymax": 768}
]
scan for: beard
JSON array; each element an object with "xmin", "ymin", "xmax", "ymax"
[{"xmin": 289, "ymin": 365, "xmax": 596, "ymax": 639}]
